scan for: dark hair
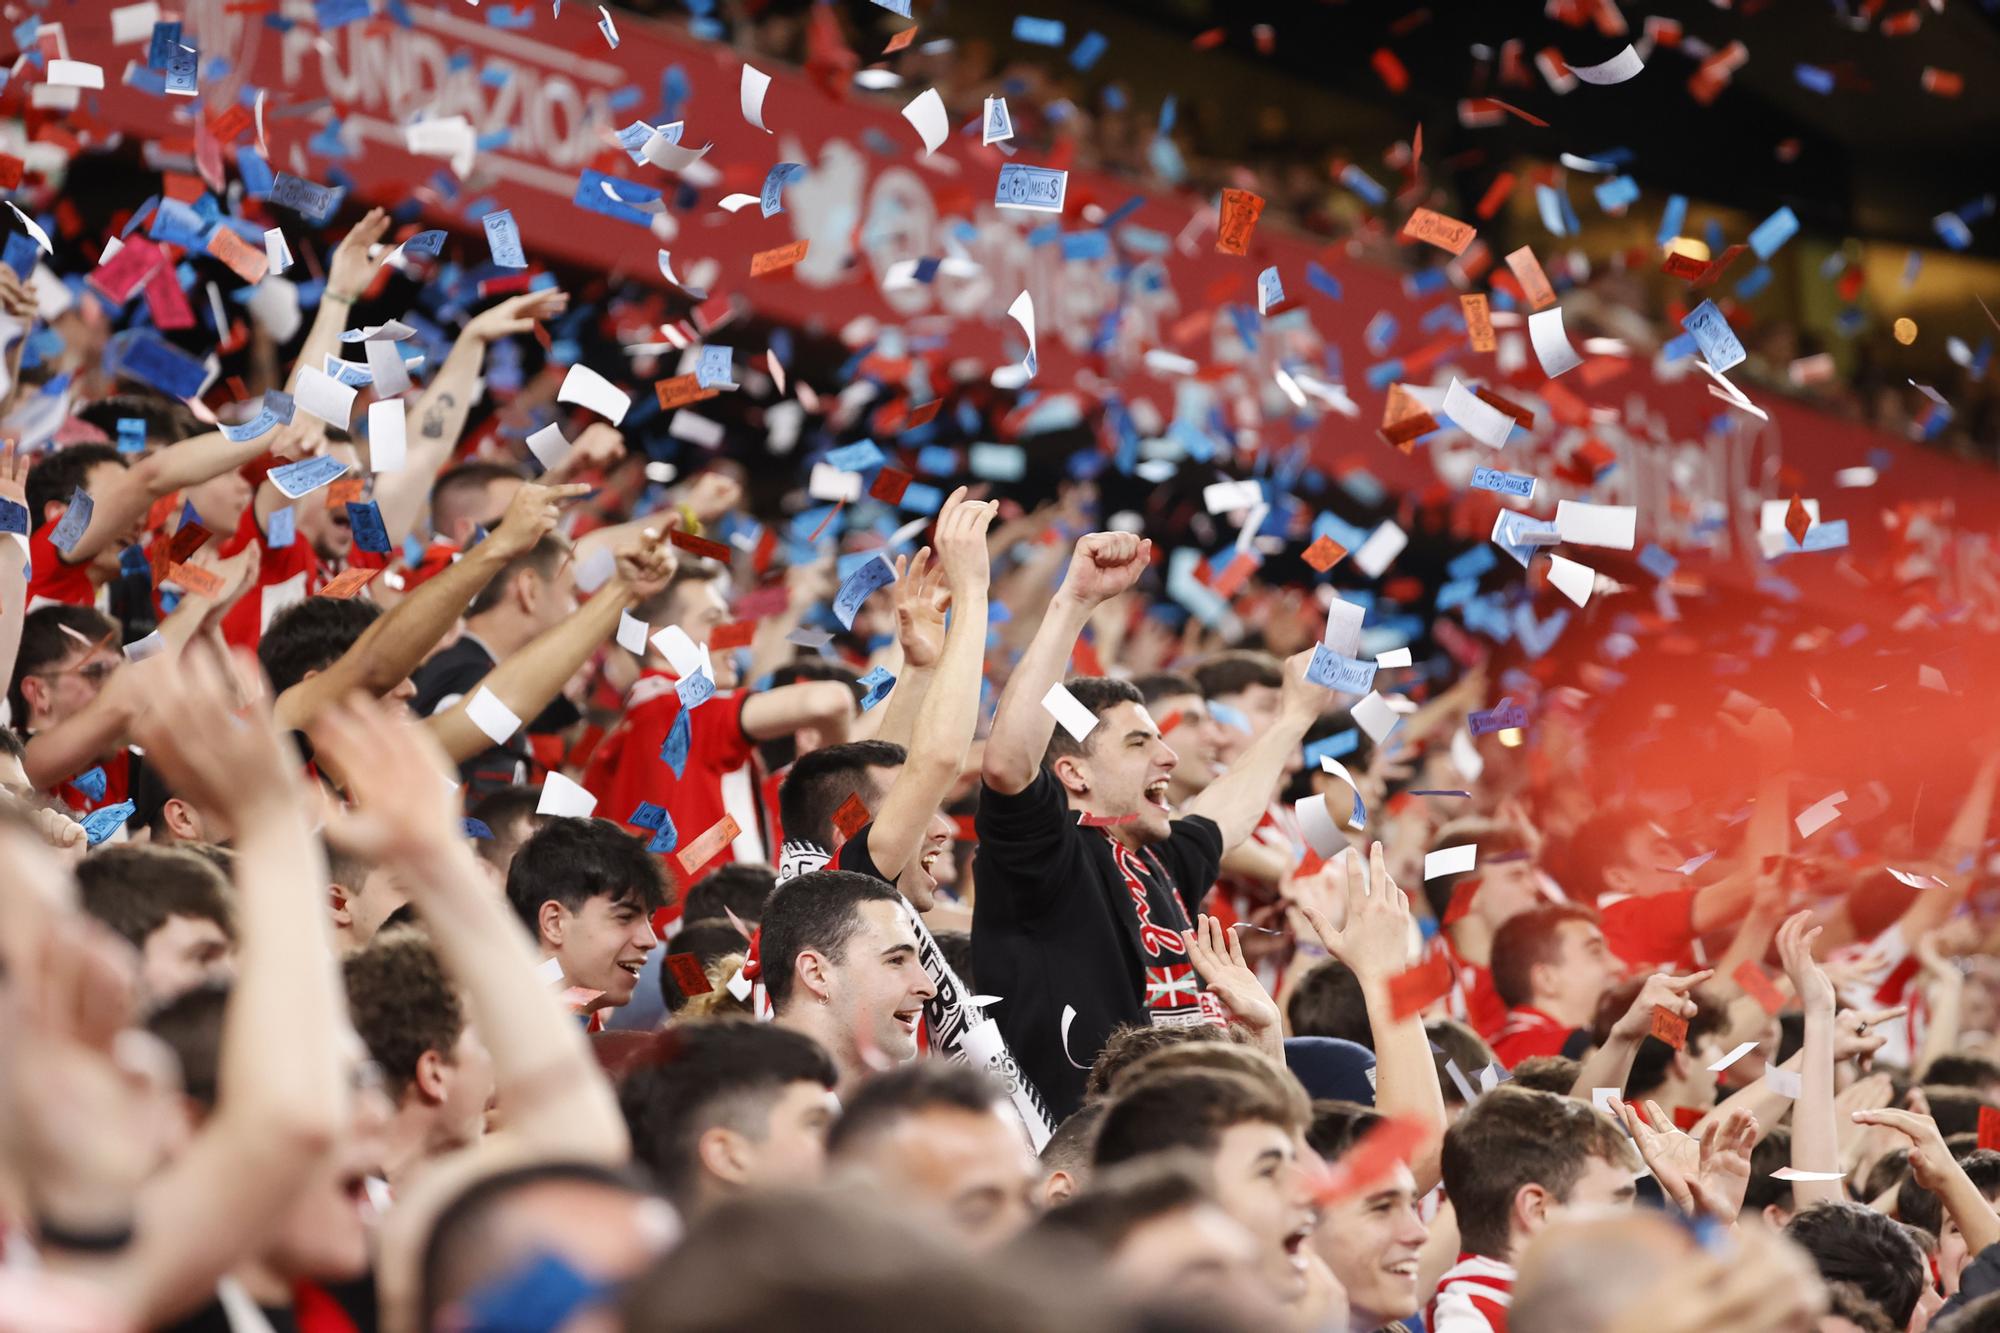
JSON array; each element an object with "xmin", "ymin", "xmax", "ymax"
[
  {"xmin": 1744, "ymin": 1127, "xmax": 1795, "ymax": 1217},
  {"xmin": 1898, "ymin": 1148, "xmax": 2000, "ymax": 1236},
  {"xmin": 682, "ymin": 863, "xmax": 777, "ymax": 927},
  {"xmin": 659, "ymin": 920, "xmax": 754, "ymax": 1012},
  {"xmin": 1129, "ymin": 672, "xmax": 1202, "ymax": 709},
  {"xmin": 632, "ymin": 563, "xmax": 726, "ymax": 627},
  {"xmin": 1086, "ymin": 1023, "xmax": 1234, "ymax": 1102},
  {"xmin": 0, "ymin": 726, "xmax": 22, "ymax": 760},
  {"xmin": 1305, "ymin": 1099, "xmax": 1384, "ymax": 1162},
  {"xmin": 1785, "ymin": 1201, "xmax": 1928, "ymax": 1329},
  {"xmin": 1421, "ymin": 818, "xmax": 1533, "ymax": 921},
  {"xmin": 757, "ymin": 660, "xmax": 862, "ymax": 770},
  {"xmin": 145, "ymin": 981, "xmax": 231, "ymax": 1108},
  {"xmin": 618, "ymin": 1021, "xmax": 837, "ymax": 1206},
  {"xmin": 1440, "ymin": 1085, "xmax": 1636, "ymax": 1257},
  {"xmin": 1507, "ymin": 1055, "xmax": 1581, "ymax": 1096},
  {"xmin": 1925, "ymin": 1086, "xmax": 2000, "ymax": 1140},
  {"xmin": 504, "ymin": 818, "xmax": 667, "ymax": 937},
  {"xmin": 1094, "ymin": 1068, "xmax": 1303, "ymax": 1169},
  {"xmin": 1189, "ymin": 651, "xmax": 1282, "ymax": 701},
  {"xmin": 465, "ymin": 785, "xmax": 547, "ymax": 869},
  {"xmin": 419, "ymin": 1159, "xmax": 650, "ymax": 1331},
  {"xmin": 10, "ymin": 605, "xmax": 120, "ymax": 725},
  {"xmin": 1040, "ymin": 1102, "xmax": 1108, "ymax": 1176},
  {"xmin": 1427, "ymin": 1019, "xmax": 1497, "ymax": 1102},
  {"xmin": 933, "ymin": 928, "xmax": 974, "ymax": 993},
  {"xmin": 1286, "ymin": 958, "xmax": 1372, "ymax": 1048},
  {"xmin": 72, "ymin": 394, "xmax": 201, "ymax": 451},
  {"xmin": 1490, "ymin": 903, "xmax": 1600, "ymax": 1009},
  {"xmin": 758, "ymin": 868, "xmax": 901, "ymax": 1011},
  {"xmin": 827, "ymin": 1062, "xmax": 1006, "ymax": 1157},
  {"xmin": 75, "ymin": 845, "xmax": 236, "ymax": 949},
  {"xmin": 779, "ymin": 740, "xmax": 908, "ymax": 849},
  {"xmin": 1591, "ymin": 979, "xmax": 1728, "ymax": 1098},
  {"xmin": 257, "ymin": 597, "xmax": 384, "ymax": 694},
  {"xmin": 342, "ymin": 930, "xmax": 466, "ymax": 1100},
  {"xmin": 1925, "ymin": 1055, "xmax": 2000, "ymax": 1092},
  {"xmin": 1034, "ymin": 1154, "xmax": 1213, "ymax": 1251},
  {"xmin": 430, "ymin": 460, "xmax": 524, "ymax": 527},
  {"xmin": 1042, "ymin": 676, "xmax": 1145, "ymax": 769},
  {"xmin": 1863, "ymin": 1149, "xmax": 1912, "ymax": 1211},
  {"xmin": 1553, "ymin": 804, "xmax": 1654, "ymax": 906},
  {"xmin": 466, "ymin": 534, "xmax": 570, "ymax": 617},
  {"xmin": 24, "ymin": 441, "xmax": 128, "ymax": 528}
]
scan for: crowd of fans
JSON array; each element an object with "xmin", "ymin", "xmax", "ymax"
[{"xmin": 6, "ymin": 5, "xmax": 2000, "ymax": 1333}]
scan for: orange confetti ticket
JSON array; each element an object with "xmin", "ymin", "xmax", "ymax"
[
  {"xmin": 1690, "ymin": 244, "xmax": 1747, "ymax": 290},
  {"xmin": 751, "ymin": 238, "xmax": 809, "ymax": 276},
  {"xmin": 1400, "ymin": 207, "xmax": 1477, "ymax": 256},
  {"xmin": 677, "ymin": 814, "xmax": 742, "ymax": 875},
  {"xmin": 884, "ymin": 26, "xmax": 917, "ymax": 53},
  {"xmin": 832, "ymin": 793, "xmax": 871, "ymax": 841},
  {"xmin": 325, "ymin": 477, "xmax": 366, "ymax": 509},
  {"xmin": 1505, "ymin": 246, "xmax": 1558, "ymax": 312},
  {"xmin": 1215, "ymin": 188, "xmax": 1265, "ymax": 257},
  {"xmin": 206, "ymin": 227, "xmax": 270, "ymax": 285},
  {"xmin": 655, "ymin": 375, "xmax": 721, "ymax": 411},
  {"xmin": 1474, "ymin": 171, "xmax": 1518, "ymax": 221},
  {"xmin": 1733, "ymin": 960, "xmax": 1786, "ymax": 1015},
  {"xmin": 207, "ymin": 105, "xmax": 253, "ymax": 143},
  {"xmin": 1382, "ymin": 413, "xmax": 1440, "ymax": 452},
  {"xmin": 316, "ymin": 566, "xmax": 381, "ymax": 599},
  {"xmin": 1460, "ymin": 293, "xmax": 1495, "ymax": 352},
  {"xmin": 1649, "ymin": 1005, "xmax": 1689, "ymax": 1051},
  {"xmin": 1210, "ymin": 550, "xmax": 1259, "ymax": 600},
  {"xmin": 167, "ymin": 562, "xmax": 224, "ymax": 598}
]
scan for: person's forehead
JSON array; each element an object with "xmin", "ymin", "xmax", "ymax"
[
  {"xmin": 84, "ymin": 460, "xmax": 129, "ymax": 489},
  {"xmin": 1155, "ymin": 693, "xmax": 1205, "ymax": 719},
  {"xmin": 1097, "ymin": 699, "xmax": 1160, "ymax": 737},
  {"xmin": 855, "ymin": 898, "xmax": 917, "ymax": 948}
]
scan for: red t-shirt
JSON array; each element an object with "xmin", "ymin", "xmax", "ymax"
[
  {"xmin": 26, "ymin": 522, "xmax": 98, "ymax": 608},
  {"xmin": 1429, "ymin": 932, "xmax": 1509, "ymax": 1039},
  {"xmin": 221, "ymin": 498, "xmax": 325, "ymax": 650},
  {"xmin": 1597, "ymin": 889, "xmax": 1699, "ymax": 970},
  {"xmin": 1489, "ymin": 1005, "xmax": 1590, "ymax": 1067},
  {"xmin": 579, "ymin": 668, "xmax": 755, "ymax": 918},
  {"xmin": 50, "ymin": 747, "xmax": 135, "ymax": 816}
]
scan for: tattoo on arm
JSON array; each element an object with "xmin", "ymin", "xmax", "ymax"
[{"xmin": 420, "ymin": 394, "xmax": 455, "ymax": 439}]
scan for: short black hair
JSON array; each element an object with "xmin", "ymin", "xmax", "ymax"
[
  {"xmin": 1285, "ymin": 958, "xmax": 1372, "ymax": 1048},
  {"xmin": 659, "ymin": 920, "xmax": 754, "ymax": 1012},
  {"xmin": 145, "ymin": 981, "xmax": 231, "ymax": 1108},
  {"xmin": 1039, "ymin": 1102, "xmax": 1108, "ymax": 1176},
  {"xmin": 24, "ymin": 441, "xmax": 128, "ymax": 527},
  {"xmin": 1898, "ymin": 1148, "xmax": 2000, "ymax": 1237},
  {"xmin": 682, "ymin": 863, "xmax": 777, "ymax": 926},
  {"xmin": 618, "ymin": 1021, "xmax": 837, "ymax": 1206},
  {"xmin": 75, "ymin": 845, "xmax": 236, "ymax": 950},
  {"xmin": 1034, "ymin": 1154, "xmax": 1213, "ymax": 1252},
  {"xmin": 258, "ymin": 597, "xmax": 384, "ymax": 694},
  {"xmin": 1592, "ymin": 978, "xmax": 1728, "ymax": 1098},
  {"xmin": 1189, "ymin": 651, "xmax": 1282, "ymax": 701},
  {"xmin": 1490, "ymin": 903, "xmax": 1600, "ymax": 1009},
  {"xmin": 504, "ymin": 817, "xmax": 668, "ymax": 934},
  {"xmin": 1924, "ymin": 1055, "xmax": 2000, "ymax": 1091},
  {"xmin": 1093, "ymin": 1068, "xmax": 1303, "ymax": 1169},
  {"xmin": 1743, "ymin": 1127, "xmax": 1794, "ymax": 1217},
  {"xmin": 466, "ymin": 534, "xmax": 569, "ymax": 617},
  {"xmin": 465, "ymin": 784, "xmax": 546, "ymax": 869},
  {"xmin": 342, "ymin": 930, "xmax": 465, "ymax": 1100},
  {"xmin": 1507, "ymin": 1055, "xmax": 1581, "ymax": 1096},
  {"xmin": 1785, "ymin": 1200, "xmax": 1928, "ymax": 1328},
  {"xmin": 1041, "ymin": 676, "xmax": 1145, "ymax": 769},
  {"xmin": 778, "ymin": 740, "xmax": 907, "ymax": 850},
  {"xmin": 1305, "ymin": 1099, "xmax": 1384, "ymax": 1162},
  {"xmin": 1441, "ymin": 1085, "xmax": 1636, "ymax": 1257},
  {"xmin": 10, "ymin": 605, "xmax": 120, "ymax": 724},
  {"xmin": 827, "ymin": 1062, "xmax": 1006, "ymax": 1158},
  {"xmin": 757, "ymin": 868, "xmax": 902, "ymax": 1011},
  {"xmin": 71, "ymin": 393, "xmax": 201, "ymax": 450},
  {"xmin": 1129, "ymin": 672, "xmax": 1202, "ymax": 709}
]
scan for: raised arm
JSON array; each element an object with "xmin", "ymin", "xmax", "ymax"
[
  {"xmin": 981, "ymin": 531, "xmax": 1151, "ymax": 796},
  {"xmin": 272, "ymin": 480, "xmax": 585, "ymax": 733},
  {"xmin": 867, "ymin": 548, "xmax": 946, "ymax": 750},
  {"xmin": 0, "ymin": 443, "xmax": 28, "ymax": 690},
  {"xmin": 314, "ymin": 696, "xmax": 629, "ymax": 1158},
  {"xmin": 287, "ymin": 207, "xmax": 391, "ymax": 397},
  {"xmin": 863, "ymin": 490, "xmax": 995, "ymax": 880},
  {"xmin": 1853, "ymin": 1107, "xmax": 2000, "ymax": 1258},
  {"xmin": 739, "ymin": 679, "xmax": 857, "ymax": 743},
  {"xmin": 1569, "ymin": 969, "xmax": 1711, "ymax": 1100},
  {"xmin": 61, "ymin": 426, "xmax": 308, "ymax": 565},
  {"xmin": 1778, "ymin": 909, "xmax": 1844, "ymax": 1209},
  {"xmin": 114, "ymin": 647, "xmax": 349, "ymax": 1324},
  {"xmin": 377, "ymin": 289, "xmax": 571, "ymax": 546},
  {"xmin": 426, "ymin": 527, "xmax": 678, "ymax": 764},
  {"xmin": 21, "ymin": 653, "xmax": 166, "ymax": 789},
  {"xmin": 1184, "ymin": 647, "xmax": 1321, "ymax": 849},
  {"xmin": 1300, "ymin": 844, "xmax": 1450, "ymax": 1192}
]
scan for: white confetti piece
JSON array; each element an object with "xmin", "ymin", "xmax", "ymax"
[
  {"xmin": 1425, "ymin": 844, "xmax": 1477, "ymax": 879},
  {"xmin": 741, "ymin": 63, "xmax": 774, "ymax": 133},
  {"xmin": 536, "ymin": 772, "xmax": 598, "ymax": 818},
  {"xmin": 1042, "ymin": 681, "xmax": 1099, "ymax": 743}
]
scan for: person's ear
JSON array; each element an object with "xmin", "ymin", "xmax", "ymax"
[
  {"xmin": 796, "ymin": 947, "xmax": 833, "ymax": 1003},
  {"xmin": 1762, "ymin": 1202, "xmax": 1791, "ymax": 1229},
  {"xmin": 512, "ymin": 568, "xmax": 539, "ymax": 615},
  {"xmin": 538, "ymin": 900, "xmax": 568, "ymax": 950},
  {"xmin": 18, "ymin": 673, "xmax": 50, "ymax": 716},
  {"xmin": 1514, "ymin": 1180, "xmax": 1553, "ymax": 1239},
  {"xmin": 162, "ymin": 797, "xmax": 203, "ymax": 842},
  {"xmin": 1669, "ymin": 1050, "xmax": 1693, "ymax": 1084},
  {"xmin": 1052, "ymin": 754, "xmax": 1090, "ymax": 798},
  {"xmin": 796, "ymin": 724, "xmax": 825, "ymax": 755},
  {"xmin": 413, "ymin": 1048, "xmax": 450, "ymax": 1106},
  {"xmin": 696, "ymin": 1125, "xmax": 755, "ymax": 1187},
  {"xmin": 1041, "ymin": 1169, "xmax": 1079, "ymax": 1207},
  {"xmin": 40, "ymin": 497, "xmax": 67, "ymax": 529},
  {"xmin": 329, "ymin": 882, "xmax": 354, "ymax": 930},
  {"xmin": 1602, "ymin": 863, "xmax": 1638, "ymax": 895}
]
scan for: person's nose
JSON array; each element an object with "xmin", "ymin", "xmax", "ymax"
[{"xmin": 1156, "ymin": 739, "xmax": 1179, "ymax": 772}]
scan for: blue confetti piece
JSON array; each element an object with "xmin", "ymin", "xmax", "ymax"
[
  {"xmin": 82, "ymin": 801, "xmax": 136, "ymax": 847},
  {"xmin": 1681, "ymin": 299, "xmax": 1746, "ymax": 372},
  {"xmin": 462, "ymin": 818, "xmax": 493, "ymax": 840},
  {"xmin": 857, "ymin": 666, "xmax": 896, "ymax": 711},
  {"xmin": 1735, "ymin": 264, "xmax": 1773, "ymax": 300},
  {"xmin": 695, "ymin": 344, "xmax": 735, "ymax": 389},
  {"xmin": 826, "ymin": 440, "xmax": 887, "ymax": 472},
  {"xmin": 1470, "ymin": 467, "xmax": 1536, "ymax": 499},
  {"xmin": 1305, "ymin": 644, "xmax": 1378, "ymax": 693},
  {"xmin": 48, "ymin": 488, "xmax": 94, "ymax": 555},
  {"xmin": 1748, "ymin": 205, "xmax": 1799, "ymax": 260},
  {"xmin": 483, "ymin": 209, "xmax": 527, "ymax": 268},
  {"xmin": 1637, "ymin": 544, "xmax": 1678, "ymax": 579},
  {"xmin": 73, "ymin": 767, "xmax": 108, "ymax": 802},
  {"xmin": 1070, "ymin": 30, "xmax": 1108, "ymax": 70},
  {"xmin": 1305, "ymin": 262, "xmax": 1343, "ymax": 301},
  {"xmin": 1013, "ymin": 15, "xmax": 1065, "ymax": 45},
  {"xmin": 1340, "ymin": 164, "xmax": 1386, "ymax": 206},
  {"xmin": 1795, "ymin": 64, "xmax": 1834, "ymax": 94},
  {"xmin": 266, "ymin": 504, "xmax": 297, "ymax": 549},
  {"xmin": 628, "ymin": 801, "xmax": 669, "ymax": 831},
  {"xmin": 1657, "ymin": 194, "xmax": 1688, "ymax": 246},
  {"xmin": 676, "ymin": 670, "xmax": 716, "ymax": 711},
  {"xmin": 1303, "ymin": 730, "xmax": 1359, "ymax": 769},
  {"xmin": 1468, "ymin": 699, "xmax": 1529, "ymax": 736},
  {"xmin": 832, "ymin": 555, "xmax": 897, "ymax": 629},
  {"xmin": 660, "ymin": 707, "xmax": 691, "ymax": 778},
  {"xmin": 1594, "ymin": 176, "xmax": 1640, "ymax": 213},
  {"xmin": 761, "ymin": 162, "xmax": 807, "ymax": 219},
  {"xmin": 995, "ymin": 163, "xmax": 1068, "ymax": 213},
  {"xmin": 572, "ymin": 170, "xmax": 660, "ymax": 227},
  {"xmin": 345, "ymin": 500, "xmax": 390, "ymax": 553},
  {"xmin": 646, "ymin": 814, "xmax": 679, "ymax": 854},
  {"xmin": 0, "ymin": 496, "xmax": 26, "ymax": 536}
]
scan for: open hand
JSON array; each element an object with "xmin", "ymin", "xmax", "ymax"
[
  {"xmin": 327, "ymin": 207, "xmax": 391, "ymax": 297},
  {"xmin": 1183, "ymin": 914, "xmax": 1281, "ymax": 1047},
  {"xmin": 1298, "ymin": 843, "xmax": 1413, "ymax": 986},
  {"xmin": 892, "ymin": 547, "xmax": 949, "ymax": 669},
  {"xmin": 465, "ymin": 287, "xmax": 569, "ymax": 343}
]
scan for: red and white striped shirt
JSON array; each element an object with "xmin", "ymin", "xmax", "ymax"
[{"xmin": 1427, "ymin": 1252, "xmax": 1516, "ymax": 1332}]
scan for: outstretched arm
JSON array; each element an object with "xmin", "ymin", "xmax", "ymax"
[
  {"xmin": 287, "ymin": 207, "xmax": 391, "ymax": 398},
  {"xmin": 1778, "ymin": 910, "xmax": 1844, "ymax": 1209},
  {"xmin": 981, "ymin": 531, "xmax": 1152, "ymax": 796},
  {"xmin": 1184, "ymin": 648, "xmax": 1322, "ymax": 848},
  {"xmin": 1569, "ymin": 970, "xmax": 1711, "ymax": 1099}
]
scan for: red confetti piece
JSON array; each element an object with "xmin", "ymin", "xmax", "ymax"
[
  {"xmin": 708, "ymin": 620, "xmax": 756, "ymax": 651},
  {"xmin": 1386, "ymin": 951, "xmax": 1453, "ymax": 1020},
  {"xmin": 1215, "ymin": 189, "xmax": 1265, "ymax": 256},
  {"xmin": 903, "ymin": 399, "xmax": 943, "ymax": 430},
  {"xmin": 1302, "ymin": 535, "xmax": 1348, "ymax": 573},
  {"xmin": 833, "ymin": 793, "xmax": 871, "ymax": 841},
  {"xmin": 869, "ymin": 467, "xmax": 913, "ymax": 504},
  {"xmin": 1733, "ymin": 960, "xmax": 1786, "ymax": 1015},
  {"xmin": 1311, "ymin": 1115, "xmax": 1430, "ymax": 1205},
  {"xmin": 668, "ymin": 528, "xmax": 732, "ymax": 562},
  {"xmin": 1371, "ymin": 47, "xmax": 1410, "ymax": 93},
  {"xmin": 1784, "ymin": 494, "xmax": 1812, "ymax": 547},
  {"xmin": 316, "ymin": 566, "xmax": 382, "ymax": 599},
  {"xmin": 1649, "ymin": 1005, "xmax": 1689, "ymax": 1051},
  {"xmin": 1980, "ymin": 1106, "xmax": 2000, "ymax": 1151},
  {"xmin": 666, "ymin": 953, "xmax": 713, "ymax": 997}
]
